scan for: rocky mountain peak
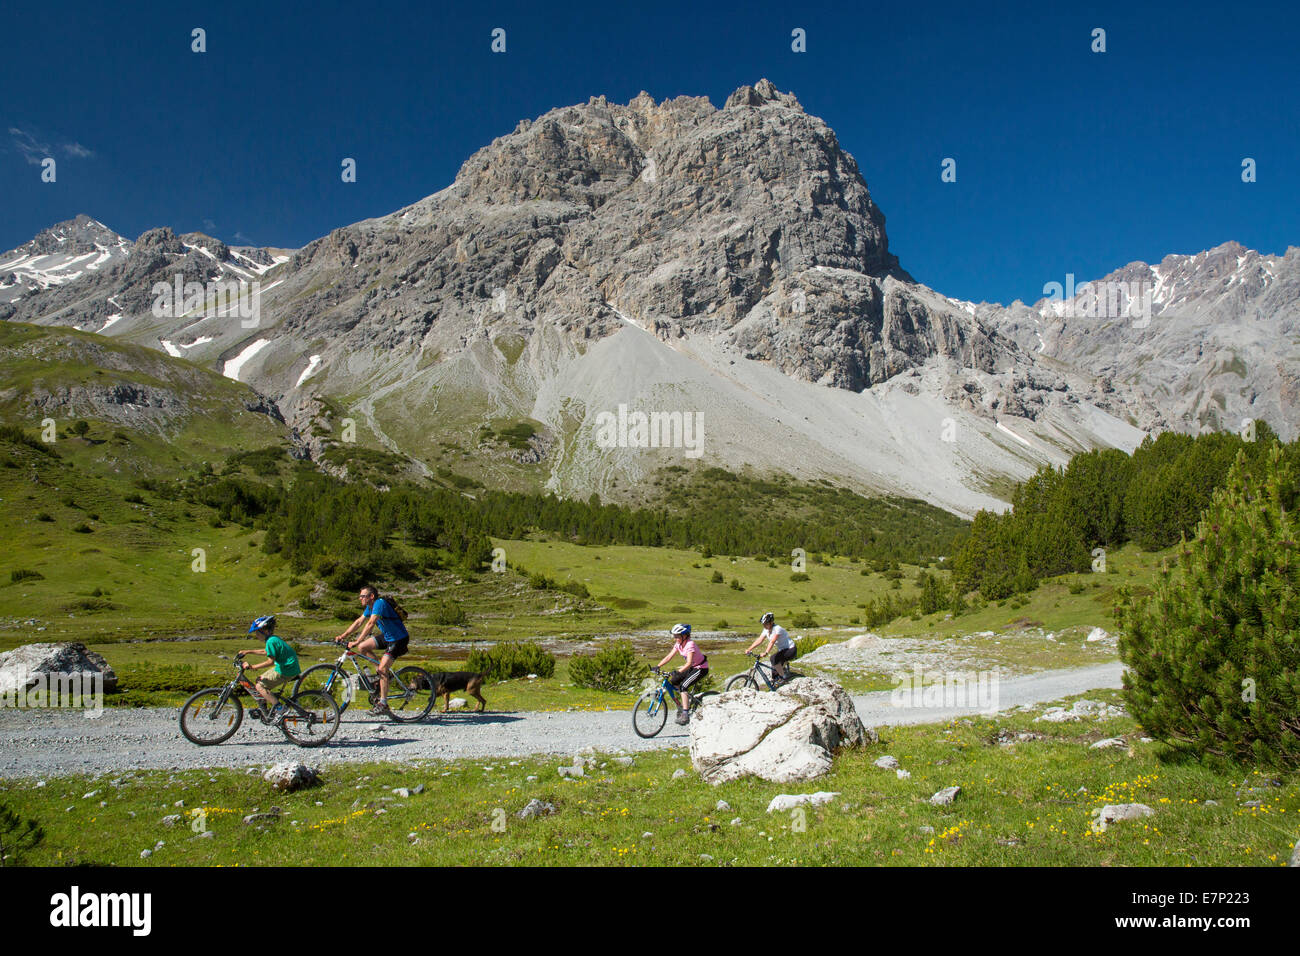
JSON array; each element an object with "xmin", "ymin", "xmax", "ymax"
[
  {"xmin": 724, "ymin": 78, "xmax": 803, "ymax": 111},
  {"xmin": 11, "ymin": 214, "xmax": 129, "ymax": 259}
]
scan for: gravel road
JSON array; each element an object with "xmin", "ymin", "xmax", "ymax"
[{"xmin": 0, "ymin": 662, "xmax": 1124, "ymax": 779}]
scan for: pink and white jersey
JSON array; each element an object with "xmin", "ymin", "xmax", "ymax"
[{"xmin": 676, "ymin": 639, "xmax": 707, "ymax": 668}]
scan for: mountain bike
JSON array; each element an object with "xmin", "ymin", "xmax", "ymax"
[
  {"xmin": 292, "ymin": 642, "xmax": 434, "ymax": 722},
  {"xmin": 632, "ymin": 667, "xmax": 719, "ymax": 738},
  {"xmin": 179, "ymin": 654, "xmax": 340, "ymax": 747},
  {"xmin": 724, "ymin": 652, "xmax": 804, "ymax": 691}
]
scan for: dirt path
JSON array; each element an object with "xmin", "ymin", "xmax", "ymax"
[{"xmin": 0, "ymin": 662, "xmax": 1125, "ymax": 779}]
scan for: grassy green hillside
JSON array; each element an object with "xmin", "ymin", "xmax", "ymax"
[{"xmin": 0, "ymin": 321, "xmax": 288, "ymax": 480}]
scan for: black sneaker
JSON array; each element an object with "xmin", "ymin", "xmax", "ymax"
[
  {"xmin": 368, "ymin": 701, "xmax": 391, "ymax": 717},
  {"xmin": 248, "ymin": 707, "xmax": 264, "ymax": 721},
  {"xmin": 675, "ymin": 710, "xmax": 690, "ymax": 726}
]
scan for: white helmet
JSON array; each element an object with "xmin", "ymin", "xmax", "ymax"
[
  {"xmin": 671, "ymin": 623, "xmax": 692, "ymax": 638},
  {"xmin": 760, "ymin": 612, "xmax": 775, "ymax": 626}
]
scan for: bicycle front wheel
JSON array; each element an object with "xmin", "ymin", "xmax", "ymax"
[
  {"xmin": 179, "ymin": 688, "xmax": 243, "ymax": 745},
  {"xmin": 387, "ymin": 666, "xmax": 435, "ymax": 722},
  {"xmin": 280, "ymin": 690, "xmax": 341, "ymax": 747},
  {"xmin": 724, "ymin": 672, "xmax": 756, "ymax": 691},
  {"xmin": 294, "ymin": 664, "xmax": 354, "ymax": 714},
  {"xmin": 632, "ymin": 690, "xmax": 668, "ymax": 738}
]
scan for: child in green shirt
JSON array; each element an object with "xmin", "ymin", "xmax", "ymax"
[{"xmin": 239, "ymin": 614, "xmax": 300, "ymax": 723}]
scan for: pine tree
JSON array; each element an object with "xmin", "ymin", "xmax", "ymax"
[{"xmin": 1119, "ymin": 444, "xmax": 1300, "ymax": 769}]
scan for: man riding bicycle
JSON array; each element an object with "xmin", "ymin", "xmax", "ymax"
[
  {"xmin": 335, "ymin": 585, "xmax": 409, "ymax": 716},
  {"xmin": 745, "ymin": 611, "xmax": 796, "ymax": 683},
  {"xmin": 655, "ymin": 623, "xmax": 709, "ymax": 725}
]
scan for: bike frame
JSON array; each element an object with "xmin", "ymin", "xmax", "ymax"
[
  {"xmin": 739, "ymin": 653, "xmax": 798, "ymax": 690},
  {"xmin": 749, "ymin": 657, "xmax": 782, "ymax": 690},
  {"xmin": 319, "ymin": 649, "xmax": 411, "ymax": 699},
  {"xmin": 213, "ymin": 663, "xmax": 311, "ymax": 721},
  {"xmin": 648, "ymin": 671, "xmax": 705, "ymax": 713}
]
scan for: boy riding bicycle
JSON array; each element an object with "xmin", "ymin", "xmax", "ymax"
[
  {"xmin": 335, "ymin": 584, "xmax": 409, "ymax": 715},
  {"xmin": 238, "ymin": 615, "xmax": 300, "ymax": 723},
  {"xmin": 655, "ymin": 623, "xmax": 709, "ymax": 725}
]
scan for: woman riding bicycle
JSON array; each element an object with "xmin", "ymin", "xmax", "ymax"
[
  {"xmin": 334, "ymin": 584, "xmax": 410, "ymax": 716},
  {"xmin": 655, "ymin": 623, "xmax": 709, "ymax": 725},
  {"xmin": 746, "ymin": 611, "xmax": 796, "ymax": 683}
]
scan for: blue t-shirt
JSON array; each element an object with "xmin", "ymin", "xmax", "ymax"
[{"xmin": 364, "ymin": 598, "xmax": 409, "ymax": 644}]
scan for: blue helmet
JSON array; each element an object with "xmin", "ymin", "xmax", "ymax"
[
  {"xmin": 671, "ymin": 623, "xmax": 691, "ymax": 638},
  {"xmin": 248, "ymin": 614, "xmax": 276, "ymax": 634}
]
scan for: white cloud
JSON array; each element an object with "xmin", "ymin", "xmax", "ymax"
[
  {"xmin": 7, "ymin": 127, "xmax": 95, "ymax": 163},
  {"xmin": 8, "ymin": 127, "xmax": 49, "ymax": 165}
]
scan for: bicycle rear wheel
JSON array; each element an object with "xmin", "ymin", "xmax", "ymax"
[
  {"xmin": 293, "ymin": 664, "xmax": 354, "ymax": 714},
  {"xmin": 280, "ymin": 690, "xmax": 341, "ymax": 747},
  {"xmin": 387, "ymin": 666, "xmax": 435, "ymax": 722},
  {"xmin": 725, "ymin": 672, "xmax": 756, "ymax": 691},
  {"xmin": 179, "ymin": 688, "xmax": 243, "ymax": 745},
  {"xmin": 632, "ymin": 689, "xmax": 668, "ymax": 738}
]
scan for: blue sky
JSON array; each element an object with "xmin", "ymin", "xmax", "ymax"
[{"xmin": 2, "ymin": 0, "xmax": 1295, "ymax": 304}]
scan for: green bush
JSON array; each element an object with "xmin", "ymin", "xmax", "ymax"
[
  {"xmin": 568, "ymin": 640, "xmax": 647, "ymax": 693},
  {"xmin": 789, "ymin": 572, "xmax": 810, "ymax": 583},
  {"xmin": 427, "ymin": 597, "xmax": 468, "ymax": 626},
  {"xmin": 710, "ymin": 570, "xmax": 724, "ymax": 584},
  {"xmin": 1120, "ymin": 445, "xmax": 1300, "ymax": 770},
  {"xmin": 795, "ymin": 634, "xmax": 828, "ymax": 657},
  {"xmin": 10, "ymin": 569, "xmax": 43, "ymax": 583},
  {"xmin": 789, "ymin": 611, "xmax": 819, "ymax": 628},
  {"xmin": 63, "ymin": 597, "xmax": 117, "ymax": 612},
  {"xmin": 71, "ymin": 523, "xmax": 93, "ymax": 534},
  {"xmin": 0, "ymin": 423, "xmax": 59, "ymax": 458},
  {"xmin": 467, "ymin": 641, "xmax": 556, "ymax": 682},
  {"xmin": 559, "ymin": 579, "xmax": 590, "ymax": 600}
]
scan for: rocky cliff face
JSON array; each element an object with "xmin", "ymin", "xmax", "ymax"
[
  {"xmin": 979, "ymin": 241, "xmax": 1300, "ymax": 439},
  {"xmin": 263, "ymin": 78, "xmax": 1001, "ymax": 390}
]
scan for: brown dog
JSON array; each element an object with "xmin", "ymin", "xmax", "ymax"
[{"xmin": 430, "ymin": 671, "xmax": 487, "ymax": 712}]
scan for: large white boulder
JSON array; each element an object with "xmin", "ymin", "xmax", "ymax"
[
  {"xmin": 689, "ymin": 677, "xmax": 875, "ymax": 785},
  {"xmin": 0, "ymin": 642, "xmax": 117, "ymax": 695}
]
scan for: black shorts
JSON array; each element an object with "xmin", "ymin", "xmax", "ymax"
[
  {"xmin": 669, "ymin": 665, "xmax": 707, "ymax": 690},
  {"xmin": 771, "ymin": 646, "xmax": 796, "ymax": 667},
  {"xmin": 379, "ymin": 637, "xmax": 408, "ymax": 660}
]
